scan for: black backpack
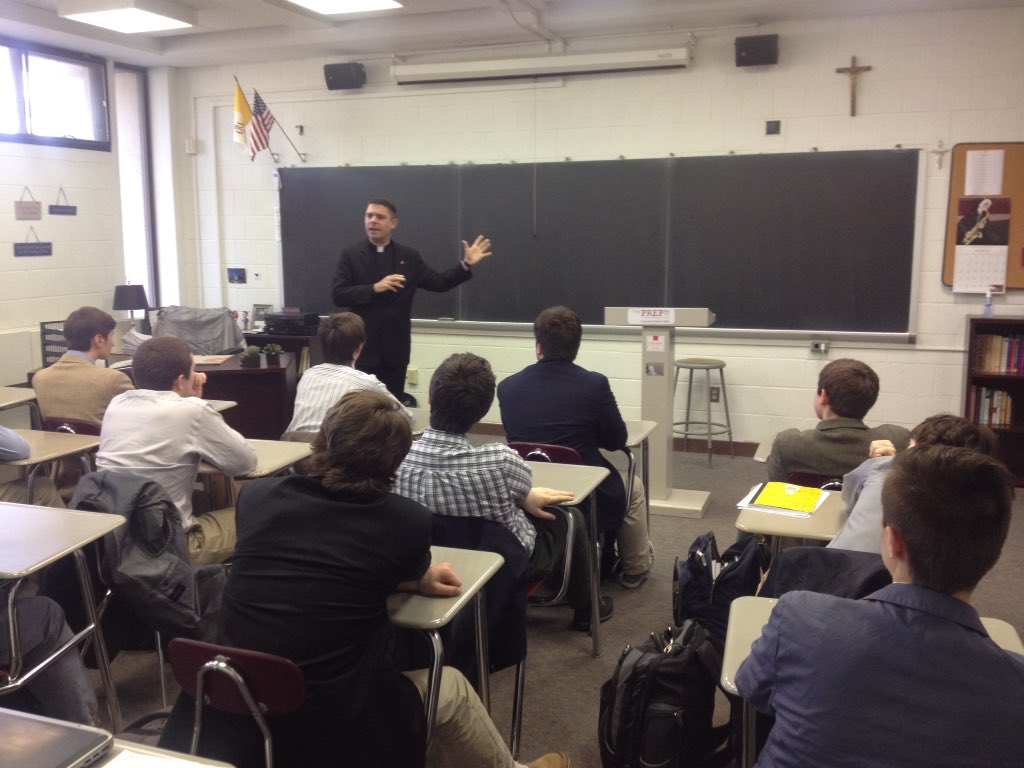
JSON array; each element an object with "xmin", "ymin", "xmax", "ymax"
[
  {"xmin": 598, "ymin": 620, "xmax": 729, "ymax": 768},
  {"xmin": 673, "ymin": 532, "xmax": 769, "ymax": 648}
]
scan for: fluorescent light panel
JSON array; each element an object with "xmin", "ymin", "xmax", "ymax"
[
  {"xmin": 58, "ymin": 0, "xmax": 196, "ymax": 33},
  {"xmin": 285, "ymin": 0, "xmax": 402, "ymax": 14}
]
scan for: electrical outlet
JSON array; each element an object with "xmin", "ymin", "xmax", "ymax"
[
  {"xmin": 811, "ymin": 340, "xmax": 829, "ymax": 353},
  {"xmin": 406, "ymin": 366, "xmax": 418, "ymax": 386},
  {"xmin": 710, "ymin": 386, "xmax": 720, "ymax": 403}
]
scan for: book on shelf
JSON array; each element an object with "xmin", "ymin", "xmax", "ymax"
[
  {"xmin": 737, "ymin": 482, "xmax": 829, "ymax": 518},
  {"xmin": 970, "ymin": 386, "xmax": 1013, "ymax": 427},
  {"xmin": 974, "ymin": 333, "xmax": 1024, "ymax": 375}
]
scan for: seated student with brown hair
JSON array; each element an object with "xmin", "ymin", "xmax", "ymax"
[
  {"xmin": 96, "ymin": 337, "xmax": 255, "ymax": 564},
  {"xmin": 766, "ymin": 358, "xmax": 910, "ymax": 482},
  {"xmin": 217, "ymin": 390, "xmax": 569, "ymax": 768},
  {"xmin": 284, "ymin": 311, "xmax": 412, "ymax": 435},
  {"xmin": 738, "ymin": 445, "xmax": 1024, "ymax": 766},
  {"xmin": 829, "ymin": 413, "xmax": 999, "ymax": 554},
  {"xmin": 32, "ymin": 306, "xmax": 133, "ymax": 425},
  {"xmin": 396, "ymin": 352, "xmax": 609, "ymax": 633}
]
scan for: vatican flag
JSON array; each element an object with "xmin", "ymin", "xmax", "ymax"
[{"xmin": 233, "ymin": 82, "xmax": 252, "ymax": 144}]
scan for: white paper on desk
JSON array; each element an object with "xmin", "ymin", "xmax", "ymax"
[
  {"xmin": 736, "ymin": 485, "xmax": 829, "ymax": 518},
  {"xmin": 104, "ymin": 751, "xmax": 218, "ymax": 768},
  {"xmin": 965, "ymin": 150, "xmax": 1004, "ymax": 196},
  {"xmin": 953, "ymin": 245, "xmax": 1008, "ymax": 293}
]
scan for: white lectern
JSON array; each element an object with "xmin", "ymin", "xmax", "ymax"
[{"xmin": 605, "ymin": 307, "xmax": 715, "ymax": 518}]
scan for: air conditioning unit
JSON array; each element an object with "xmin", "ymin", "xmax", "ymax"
[{"xmin": 392, "ymin": 47, "xmax": 689, "ymax": 85}]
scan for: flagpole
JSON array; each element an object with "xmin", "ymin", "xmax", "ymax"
[
  {"xmin": 272, "ymin": 124, "xmax": 307, "ymax": 163},
  {"xmin": 237, "ymin": 77, "xmax": 306, "ymax": 163}
]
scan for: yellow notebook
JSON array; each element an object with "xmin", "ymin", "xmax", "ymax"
[{"xmin": 750, "ymin": 482, "xmax": 823, "ymax": 514}]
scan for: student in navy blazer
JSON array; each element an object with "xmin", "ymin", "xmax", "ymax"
[
  {"xmin": 331, "ymin": 198, "xmax": 492, "ymax": 399},
  {"xmin": 737, "ymin": 445, "xmax": 1024, "ymax": 767},
  {"xmin": 498, "ymin": 306, "xmax": 654, "ymax": 587}
]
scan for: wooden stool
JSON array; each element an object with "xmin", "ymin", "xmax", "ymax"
[{"xmin": 673, "ymin": 358, "xmax": 734, "ymax": 465}]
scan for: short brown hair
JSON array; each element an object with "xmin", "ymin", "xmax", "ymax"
[
  {"xmin": 428, "ymin": 353, "xmax": 495, "ymax": 434},
  {"xmin": 132, "ymin": 337, "xmax": 193, "ymax": 391},
  {"xmin": 910, "ymin": 414, "xmax": 999, "ymax": 457},
  {"xmin": 882, "ymin": 445, "xmax": 1013, "ymax": 594},
  {"xmin": 817, "ymin": 358, "xmax": 879, "ymax": 419},
  {"xmin": 534, "ymin": 306, "xmax": 582, "ymax": 362},
  {"xmin": 306, "ymin": 390, "xmax": 412, "ymax": 496},
  {"xmin": 64, "ymin": 306, "xmax": 116, "ymax": 351},
  {"xmin": 319, "ymin": 312, "xmax": 365, "ymax": 365},
  {"xmin": 368, "ymin": 198, "xmax": 397, "ymax": 216}
]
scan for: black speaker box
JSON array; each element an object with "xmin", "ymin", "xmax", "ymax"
[
  {"xmin": 735, "ymin": 35, "xmax": 779, "ymax": 67},
  {"xmin": 324, "ymin": 62, "xmax": 367, "ymax": 90}
]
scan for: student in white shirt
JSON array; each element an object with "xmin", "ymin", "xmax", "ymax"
[
  {"xmin": 97, "ymin": 337, "xmax": 256, "ymax": 564},
  {"xmin": 284, "ymin": 312, "xmax": 413, "ymax": 435}
]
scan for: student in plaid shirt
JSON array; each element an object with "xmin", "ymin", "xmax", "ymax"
[{"xmin": 395, "ymin": 353, "xmax": 614, "ymax": 632}]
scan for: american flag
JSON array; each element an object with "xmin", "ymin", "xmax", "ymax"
[{"xmin": 249, "ymin": 90, "xmax": 276, "ymax": 160}]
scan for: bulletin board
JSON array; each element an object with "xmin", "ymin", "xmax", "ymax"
[{"xmin": 942, "ymin": 142, "xmax": 1024, "ymax": 290}]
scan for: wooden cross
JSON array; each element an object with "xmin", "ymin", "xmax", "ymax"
[
  {"xmin": 835, "ymin": 56, "xmax": 872, "ymax": 117},
  {"xmin": 930, "ymin": 140, "xmax": 950, "ymax": 170}
]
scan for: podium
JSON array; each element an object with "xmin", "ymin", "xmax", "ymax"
[{"xmin": 605, "ymin": 307, "xmax": 715, "ymax": 518}]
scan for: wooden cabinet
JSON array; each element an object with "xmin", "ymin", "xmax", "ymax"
[{"xmin": 964, "ymin": 316, "xmax": 1024, "ymax": 485}]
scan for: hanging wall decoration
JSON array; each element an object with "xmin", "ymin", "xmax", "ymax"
[
  {"xmin": 49, "ymin": 188, "xmax": 78, "ymax": 215},
  {"xmin": 14, "ymin": 187, "xmax": 41, "ymax": 219},
  {"xmin": 14, "ymin": 226, "xmax": 53, "ymax": 257}
]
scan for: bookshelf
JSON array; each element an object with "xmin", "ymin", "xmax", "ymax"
[{"xmin": 964, "ymin": 316, "xmax": 1024, "ymax": 485}]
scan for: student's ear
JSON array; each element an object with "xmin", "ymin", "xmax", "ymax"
[
  {"xmin": 882, "ymin": 525, "xmax": 908, "ymax": 563},
  {"xmin": 818, "ymin": 387, "xmax": 830, "ymax": 406},
  {"xmin": 535, "ymin": 343, "xmax": 543, "ymax": 360},
  {"xmin": 353, "ymin": 342, "xmax": 364, "ymax": 362}
]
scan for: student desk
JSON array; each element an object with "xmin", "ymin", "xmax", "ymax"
[
  {"xmin": 0, "ymin": 387, "xmax": 41, "ymax": 429},
  {"xmin": 721, "ymin": 595, "xmax": 1024, "ymax": 768},
  {"xmin": 389, "ymin": 545, "xmax": 504, "ymax": 745},
  {"xmin": 734, "ymin": 489, "xmax": 847, "ymax": 559},
  {"xmin": 204, "ymin": 399, "xmax": 237, "ymax": 413},
  {"xmin": 0, "ymin": 502, "xmax": 124, "ymax": 731},
  {"xmin": 527, "ymin": 461, "xmax": 610, "ymax": 658},
  {"xmin": 4, "ymin": 429, "xmax": 99, "ymax": 503},
  {"xmin": 198, "ymin": 439, "xmax": 312, "ymax": 505}
]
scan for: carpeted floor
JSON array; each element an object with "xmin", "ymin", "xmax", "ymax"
[{"xmin": 93, "ymin": 448, "xmax": 1024, "ymax": 767}]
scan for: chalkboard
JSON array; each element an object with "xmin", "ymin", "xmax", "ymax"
[{"xmin": 280, "ymin": 149, "xmax": 919, "ymax": 332}]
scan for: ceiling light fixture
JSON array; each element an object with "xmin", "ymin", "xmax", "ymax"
[
  {"xmin": 58, "ymin": 0, "xmax": 197, "ymax": 33},
  {"xmin": 285, "ymin": 0, "xmax": 402, "ymax": 15}
]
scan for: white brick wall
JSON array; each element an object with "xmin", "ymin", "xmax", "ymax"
[{"xmin": 4, "ymin": 7, "xmax": 1024, "ymax": 448}]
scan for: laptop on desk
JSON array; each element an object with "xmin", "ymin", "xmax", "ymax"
[{"xmin": 1, "ymin": 708, "xmax": 113, "ymax": 768}]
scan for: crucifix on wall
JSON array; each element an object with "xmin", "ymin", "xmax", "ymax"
[{"xmin": 835, "ymin": 55, "xmax": 872, "ymax": 116}]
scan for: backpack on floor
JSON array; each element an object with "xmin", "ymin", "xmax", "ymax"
[
  {"xmin": 598, "ymin": 619, "xmax": 730, "ymax": 768},
  {"xmin": 673, "ymin": 532, "xmax": 769, "ymax": 648}
]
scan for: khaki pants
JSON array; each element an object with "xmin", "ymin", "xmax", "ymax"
[
  {"xmin": 186, "ymin": 507, "xmax": 237, "ymax": 565},
  {"xmin": 0, "ymin": 476, "xmax": 65, "ymax": 508},
  {"xmin": 618, "ymin": 473, "xmax": 653, "ymax": 576},
  {"xmin": 402, "ymin": 667, "xmax": 517, "ymax": 768}
]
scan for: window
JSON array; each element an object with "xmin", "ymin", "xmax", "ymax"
[
  {"xmin": 0, "ymin": 37, "xmax": 111, "ymax": 151},
  {"xmin": 114, "ymin": 64, "xmax": 157, "ymax": 303}
]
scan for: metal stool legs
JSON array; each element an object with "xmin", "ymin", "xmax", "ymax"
[{"xmin": 672, "ymin": 359, "xmax": 734, "ymax": 466}]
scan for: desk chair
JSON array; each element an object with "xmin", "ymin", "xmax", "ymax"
[
  {"xmin": 39, "ymin": 418, "xmax": 100, "ymax": 501},
  {"xmin": 39, "ymin": 321, "xmax": 67, "ymax": 367},
  {"xmin": 168, "ymin": 639, "xmax": 306, "ymax": 768},
  {"xmin": 506, "ymin": 443, "xmax": 579, "ymax": 606},
  {"xmin": 429, "ymin": 515, "xmax": 529, "ymax": 758}
]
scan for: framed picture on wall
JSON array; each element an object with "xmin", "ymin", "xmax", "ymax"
[{"xmin": 252, "ymin": 304, "xmax": 272, "ymax": 327}]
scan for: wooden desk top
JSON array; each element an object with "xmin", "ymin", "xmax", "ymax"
[
  {"xmin": 5, "ymin": 429, "xmax": 99, "ymax": 466},
  {"xmin": 527, "ymin": 461, "xmax": 609, "ymax": 504},
  {"xmin": 734, "ymin": 488, "xmax": 847, "ymax": 542},
  {"xmin": 389, "ymin": 545, "xmax": 504, "ymax": 631},
  {"xmin": 204, "ymin": 399, "xmax": 237, "ymax": 413},
  {"xmin": 0, "ymin": 502, "xmax": 123, "ymax": 579},
  {"xmin": 195, "ymin": 352, "xmax": 295, "ymax": 375},
  {"xmin": 720, "ymin": 595, "xmax": 1024, "ymax": 696},
  {"xmin": 0, "ymin": 387, "xmax": 36, "ymax": 410}
]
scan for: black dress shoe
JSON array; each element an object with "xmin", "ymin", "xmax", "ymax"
[
  {"xmin": 401, "ymin": 392, "xmax": 418, "ymax": 407},
  {"xmin": 570, "ymin": 595, "xmax": 614, "ymax": 632}
]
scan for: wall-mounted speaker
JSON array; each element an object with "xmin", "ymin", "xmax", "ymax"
[
  {"xmin": 324, "ymin": 62, "xmax": 367, "ymax": 90},
  {"xmin": 735, "ymin": 35, "xmax": 779, "ymax": 67}
]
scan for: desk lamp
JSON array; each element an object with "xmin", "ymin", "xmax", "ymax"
[{"xmin": 113, "ymin": 284, "xmax": 151, "ymax": 334}]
